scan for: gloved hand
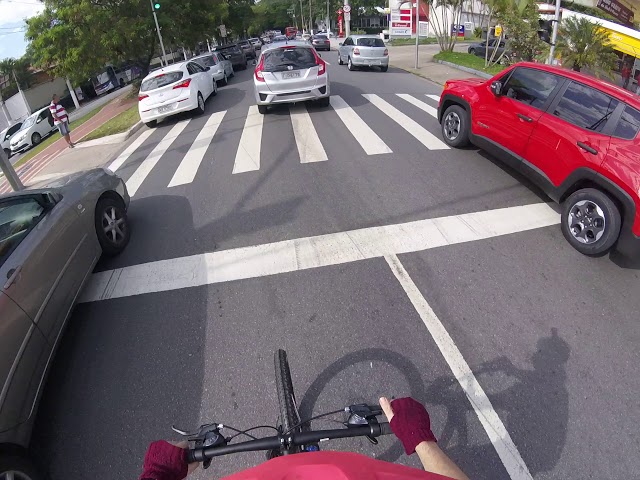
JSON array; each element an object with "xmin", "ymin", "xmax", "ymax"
[
  {"xmin": 139, "ymin": 440, "xmax": 189, "ymax": 480},
  {"xmin": 380, "ymin": 397, "xmax": 437, "ymax": 455}
]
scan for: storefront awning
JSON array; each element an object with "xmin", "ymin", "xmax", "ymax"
[{"xmin": 607, "ymin": 30, "xmax": 640, "ymax": 57}]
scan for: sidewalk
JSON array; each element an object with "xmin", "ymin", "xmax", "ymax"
[{"xmin": 0, "ymin": 91, "xmax": 136, "ymax": 193}]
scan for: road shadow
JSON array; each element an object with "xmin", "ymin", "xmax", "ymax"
[
  {"xmin": 329, "ymin": 81, "xmax": 369, "ymax": 107},
  {"xmin": 426, "ymin": 328, "xmax": 570, "ymax": 478},
  {"xmin": 32, "ymin": 195, "xmax": 208, "ymax": 480}
]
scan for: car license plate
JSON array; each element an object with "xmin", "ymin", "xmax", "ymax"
[
  {"xmin": 158, "ymin": 105, "xmax": 173, "ymax": 113},
  {"xmin": 282, "ymin": 71, "xmax": 300, "ymax": 79}
]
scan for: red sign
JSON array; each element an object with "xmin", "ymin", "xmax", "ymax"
[
  {"xmin": 337, "ymin": 8, "xmax": 344, "ymax": 37},
  {"xmin": 597, "ymin": 0, "xmax": 634, "ymax": 25}
]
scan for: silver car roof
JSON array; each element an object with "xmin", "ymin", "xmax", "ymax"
[{"xmin": 261, "ymin": 40, "xmax": 313, "ymax": 54}]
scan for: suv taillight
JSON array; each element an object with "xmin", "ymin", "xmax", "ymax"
[
  {"xmin": 138, "ymin": 94, "xmax": 149, "ymax": 101},
  {"xmin": 255, "ymin": 56, "xmax": 265, "ymax": 82},
  {"xmin": 353, "ymin": 47, "xmax": 360, "ymax": 55},
  {"xmin": 172, "ymin": 78, "xmax": 192, "ymax": 89},
  {"xmin": 383, "ymin": 48, "xmax": 389, "ymax": 56}
]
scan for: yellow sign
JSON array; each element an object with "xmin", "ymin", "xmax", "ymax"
[
  {"xmin": 494, "ymin": 25, "xmax": 502, "ymax": 37},
  {"xmin": 606, "ymin": 30, "xmax": 640, "ymax": 58}
]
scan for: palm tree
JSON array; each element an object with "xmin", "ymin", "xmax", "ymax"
[{"xmin": 556, "ymin": 16, "xmax": 618, "ymax": 76}]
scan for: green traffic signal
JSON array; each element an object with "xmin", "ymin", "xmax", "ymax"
[{"xmin": 154, "ymin": 2, "xmax": 160, "ymax": 9}]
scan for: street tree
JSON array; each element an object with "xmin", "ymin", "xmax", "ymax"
[
  {"xmin": 428, "ymin": 0, "xmax": 464, "ymax": 52},
  {"xmin": 495, "ymin": 1, "xmax": 546, "ymax": 64},
  {"xmin": 556, "ymin": 16, "xmax": 618, "ymax": 75}
]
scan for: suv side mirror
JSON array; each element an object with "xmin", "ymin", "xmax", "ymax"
[
  {"xmin": 339, "ymin": 42, "xmax": 343, "ymax": 46},
  {"xmin": 490, "ymin": 81, "xmax": 503, "ymax": 96}
]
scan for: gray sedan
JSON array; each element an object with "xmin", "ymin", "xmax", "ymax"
[
  {"xmin": 468, "ymin": 39, "xmax": 506, "ymax": 58},
  {"xmin": 0, "ymin": 168, "xmax": 130, "ymax": 479}
]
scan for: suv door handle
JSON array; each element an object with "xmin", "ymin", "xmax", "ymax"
[
  {"xmin": 516, "ymin": 113, "xmax": 533, "ymax": 122},
  {"xmin": 577, "ymin": 141, "xmax": 598, "ymax": 155},
  {"xmin": 4, "ymin": 265, "xmax": 22, "ymax": 289}
]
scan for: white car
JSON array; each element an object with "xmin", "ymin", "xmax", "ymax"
[
  {"xmin": 10, "ymin": 107, "xmax": 58, "ymax": 153},
  {"xmin": 254, "ymin": 41, "xmax": 330, "ymax": 114},
  {"xmin": 138, "ymin": 61, "xmax": 217, "ymax": 127},
  {"xmin": 193, "ymin": 52, "xmax": 234, "ymax": 86},
  {"xmin": 1, "ymin": 121, "xmax": 23, "ymax": 158}
]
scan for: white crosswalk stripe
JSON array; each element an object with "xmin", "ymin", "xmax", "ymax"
[
  {"xmin": 107, "ymin": 129, "xmax": 154, "ymax": 173},
  {"xmin": 290, "ymin": 103, "xmax": 328, "ymax": 163},
  {"xmin": 233, "ymin": 105, "xmax": 263, "ymax": 174},
  {"xmin": 362, "ymin": 94, "xmax": 449, "ymax": 150},
  {"xmin": 330, "ymin": 95, "xmax": 392, "ymax": 155},
  {"xmin": 426, "ymin": 94, "xmax": 441, "ymax": 103},
  {"xmin": 397, "ymin": 94, "xmax": 438, "ymax": 118},
  {"xmin": 126, "ymin": 119, "xmax": 191, "ymax": 196},
  {"xmin": 168, "ymin": 110, "xmax": 226, "ymax": 187}
]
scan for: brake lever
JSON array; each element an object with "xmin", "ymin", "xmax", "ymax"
[
  {"xmin": 172, "ymin": 423, "xmax": 228, "ymax": 470},
  {"xmin": 345, "ymin": 404, "xmax": 383, "ymax": 445}
]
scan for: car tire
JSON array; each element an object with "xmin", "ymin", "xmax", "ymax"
[
  {"xmin": 561, "ymin": 188, "xmax": 621, "ymax": 256},
  {"xmin": 212, "ymin": 80, "xmax": 218, "ymax": 96},
  {"xmin": 31, "ymin": 132, "xmax": 42, "ymax": 146},
  {"xmin": 95, "ymin": 195, "xmax": 130, "ymax": 256},
  {"xmin": 119, "ymin": 78, "xmax": 125, "ymax": 88},
  {"xmin": 380, "ymin": 65, "xmax": 388, "ymax": 72},
  {"xmin": 338, "ymin": 54, "xmax": 343, "ymax": 65},
  {"xmin": 195, "ymin": 92, "xmax": 205, "ymax": 115},
  {"xmin": 469, "ymin": 48, "xmax": 476, "ymax": 55},
  {"xmin": 347, "ymin": 57, "xmax": 355, "ymax": 71},
  {"xmin": 145, "ymin": 120, "xmax": 157, "ymax": 128},
  {"xmin": 258, "ymin": 105, "xmax": 268, "ymax": 115},
  {"xmin": 222, "ymin": 73, "xmax": 228, "ymax": 86},
  {"xmin": 441, "ymin": 105, "xmax": 470, "ymax": 148},
  {"xmin": 0, "ymin": 451, "xmax": 45, "ymax": 480},
  {"xmin": 3, "ymin": 148, "xmax": 10, "ymax": 159},
  {"xmin": 242, "ymin": 61, "xmax": 248, "ymax": 70},
  {"xmin": 316, "ymin": 97, "xmax": 330, "ymax": 108}
]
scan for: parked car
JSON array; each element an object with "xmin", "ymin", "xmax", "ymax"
[
  {"xmin": 249, "ymin": 37, "xmax": 263, "ymax": 50},
  {"xmin": 0, "ymin": 168, "xmax": 130, "ymax": 479},
  {"xmin": 193, "ymin": 52, "xmax": 234, "ymax": 86},
  {"xmin": 212, "ymin": 44, "xmax": 248, "ymax": 70},
  {"xmin": 272, "ymin": 35, "xmax": 288, "ymax": 43},
  {"xmin": 338, "ymin": 35, "xmax": 389, "ymax": 72},
  {"xmin": 439, "ymin": 62, "xmax": 640, "ymax": 258},
  {"xmin": 238, "ymin": 39, "xmax": 257, "ymax": 60},
  {"xmin": 9, "ymin": 108, "xmax": 58, "ymax": 154},
  {"xmin": 254, "ymin": 41, "xmax": 330, "ymax": 114},
  {"xmin": 1, "ymin": 122, "xmax": 22, "ymax": 158},
  {"xmin": 138, "ymin": 61, "xmax": 217, "ymax": 128},
  {"xmin": 467, "ymin": 39, "xmax": 506, "ymax": 58},
  {"xmin": 311, "ymin": 34, "xmax": 331, "ymax": 51}
]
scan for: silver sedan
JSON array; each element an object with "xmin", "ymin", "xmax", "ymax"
[{"xmin": 0, "ymin": 168, "xmax": 130, "ymax": 478}]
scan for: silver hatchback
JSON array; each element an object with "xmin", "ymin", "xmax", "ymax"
[
  {"xmin": 253, "ymin": 41, "xmax": 330, "ymax": 114},
  {"xmin": 338, "ymin": 35, "xmax": 389, "ymax": 72}
]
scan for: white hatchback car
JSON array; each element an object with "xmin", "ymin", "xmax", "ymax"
[
  {"xmin": 10, "ymin": 107, "xmax": 58, "ymax": 153},
  {"xmin": 193, "ymin": 52, "xmax": 234, "ymax": 86},
  {"xmin": 254, "ymin": 41, "xmax": 330, "ymax": 114},
  {"xmin": 1, "ymin": 122, "xmax": 23, "ymax": 158},
  {"xmin": 138, "ymin": 61, "xmax": 217, "ymax": 127}
]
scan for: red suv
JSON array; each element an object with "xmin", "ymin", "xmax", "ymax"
[{"xmin": 439, "ymin": 62, "xmax": 640, "ymax": 258}]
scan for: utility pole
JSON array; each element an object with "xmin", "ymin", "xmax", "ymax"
[
  {"xmin": 344, "ymin": 0, "xmax": 350, "ymax": 37},
  {"xmin": 0, "ymin": 145, "xmax": 24, "ymax": 191},
  {"xmin": 310, "ymin": 0, "xmax": 313, "ymax": 33},
  {"xmin": 326, "ymin": 0, "xmax": 330, "ymax": 33},
  {"xmin": 149, "ymin": 0, "xmax": 168, "ymax": 66},
  {"xmin": 548, "ymin": 0, "xmax": 561, "ymax": 64},
  {"xmin": 13, "ymin": 70, "xmax": 30, "ymax": 115},
  {"xmin": 300, "ymin": 0, "xmax": 306, "ymax": 32},
  {"xmin": 414, "ymin": 0, "xmax": 419, "ymax": 68}
]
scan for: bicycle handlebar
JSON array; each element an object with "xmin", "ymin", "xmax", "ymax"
[{"xmin": 187, "ymin": 422, "xmax": 393, "ymax": 463}]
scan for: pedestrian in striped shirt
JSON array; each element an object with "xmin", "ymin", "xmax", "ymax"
[{"xmin": 50, "ymin": 94, "xmax": 75, "ymax": 148}]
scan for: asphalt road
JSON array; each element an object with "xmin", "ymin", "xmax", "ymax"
[{"xmin": 32, "ymin": 53, "xmax": 640, "ymax": 480}]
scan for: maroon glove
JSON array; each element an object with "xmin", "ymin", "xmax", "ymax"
[
  {"xmin": 139, "ymin": 440, "xmax": 188, "ymax": 480},
  {"xmin": 389, "ymin": 397, "xmax": 437, "ymax": 455}
]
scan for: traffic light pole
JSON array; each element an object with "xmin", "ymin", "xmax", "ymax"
[
  {"xmin": 150, "ymin": 0, "xmax": 168, "ymax": 67},
  {"xmin": 547, "ymin": 0, "xmax": 561, "ymax": 64}
]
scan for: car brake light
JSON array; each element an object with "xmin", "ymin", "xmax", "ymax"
[
  {"xmin": 312, "ymin": 49, "xmax": 326, "ymax": 75},
  {"xmin": 138, "ymin": 94, "xmax": 149, "ymax": 101},
  {"xmin": 353, "ymin": 47, "xmax": 360, "ymax": 55},
  {"xmin": 255, "ymin": 56, "xmax": 265, "ymax": 82},
  {"xmin": 173, "ymin": 78, "xmax": 192, "ymax": 89},
  {"xmin": 384, "ymin": 48, "xmax": 389, "ymax": 56}
]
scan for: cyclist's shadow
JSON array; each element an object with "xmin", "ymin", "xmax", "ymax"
[{"xmin": 428, "ymin": 328, "xmax": 570, "ymax": 478}]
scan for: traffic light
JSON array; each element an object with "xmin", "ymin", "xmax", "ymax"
[
  {"xmin": 538, "ymin": 19, "xmax": 553, "ymax": 44},
  {"xmin": 154, "ymin": 2, "xmax": 160, "ymax": 9}
]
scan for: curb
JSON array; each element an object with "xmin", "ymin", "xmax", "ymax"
[
  {"xmin": 434, "ymin": 60, "xmax": 493, "ymax": 79},
  {"xmin": 76, "ymin": 120, "xmax": 143, "ymax": 149}
]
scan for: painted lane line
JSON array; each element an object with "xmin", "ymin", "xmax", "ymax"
[
  {"xmin": 79, "ymin": 203, "xmax": 559, "ymax": 303},
  {"xmin": 362, "ymin": 94, "xmax": 449, "ymax": 150},
  {"xmin": 107, "ymin": 129, "xmax": 155, "ymax": 172},
  {"xmin": 289, "ymin": 103, "xmax": 328, "ymax": 163},
  {"xmin": 426, "ymin": 94, "xmax": 441, "ymax": 103},
  {"xmin": 330, "ymin": 95, "xmax": 392, "ymax": 155},
  {"xmin": 125, "ymin": 119, "xmax": 190, "ymax": 196},
  {"xmin": 168, "ymin": 110, "xmax": 226, "ymax": 187},
  {"xmin": 385, "ymin": 253, "xmax": 533, "ymax": 480},
  {"xmin": 397, "ymin": 94, "xmax": 438, "ymax": 119},
  {"xmin": 233, "ymin": 105, "xmax": 263, "ymax": 174}
]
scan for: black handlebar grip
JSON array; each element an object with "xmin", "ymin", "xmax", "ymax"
[
  {"xmin": 186, "ymin": 448, "xmax": 200, "ymax": 464},
  {"xmin": 379, "ymin": 422, "xmax": 393, "ymax": 436}
]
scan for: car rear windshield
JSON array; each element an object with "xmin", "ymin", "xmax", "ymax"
[
  {"xmin": 313, "ymin": 35, "xmax": 327, "ymax": 39},
  {"xmin": 263, "ymin": 47, "xmax": 317, "ymax": 72},
  {"xmin": 195, "ymin": 55, "xmax": 217, "ymax": 67},
  {"xmin": 357, "ymin": 38, "xmax": 385, "ymax": 47},
  {"xmin": 141, "ymin": 71, "xmax": 183, "ymax": 92}
]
